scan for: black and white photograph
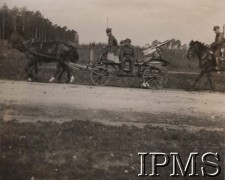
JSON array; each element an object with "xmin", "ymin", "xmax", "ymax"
[{"xmin": 0, "ymin": 0, "xmax": 224, "ymax": 179}]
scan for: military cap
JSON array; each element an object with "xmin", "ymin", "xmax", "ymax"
[
  {"xmin": 106, "ymin": 28, "xmax": 112, "ymax": 33},
  {"xmin": 120, "ymin": 40, "xmax": 125, "ymax": 44},
  {"xmin": 213, "ymin": 26, "xmax": 220, "ymax": 31},
  {"xmin": 125, "ymin": 38, "xmax": 131, "ymax": 43}
]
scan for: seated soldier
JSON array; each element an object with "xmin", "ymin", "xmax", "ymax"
[
  {"xmin": 210, "ymin": 25, "xmax": 225, "ymax": 69},
  {"xmin": 117, "ymin": 39, "xmax": 125, "ymax": 55},
  {"xmin": 119, "ymin": 38, "xmax": 137, "ymax": 75}
]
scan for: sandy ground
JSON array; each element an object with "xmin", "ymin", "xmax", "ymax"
[
  {"xmin": 1, "ymin": 80, "xmax": 225, "ymax": 180},
  {"xmin": 1, "ymin": 79, "xmax": 225, "ymax": 126}
]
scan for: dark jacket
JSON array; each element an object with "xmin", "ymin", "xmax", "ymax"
[
  {"xmin": 108, "ymin": 34, "xmax": 118, "ymax": 47},
  {"xmin": 120, "ymin": 44, "xmax": 137, "ymax": 61},
  {"xmin": 211, "ymin": 32, "xmax": 224, "ymax": 49}
]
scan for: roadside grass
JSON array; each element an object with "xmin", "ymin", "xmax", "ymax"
[
  {"xmin": 0, "ymin": 118, "xmax": 224, "ymax": 180},
  {"xmin": 0, "ymin": 43, "xmax": 28, "ymax": 81},
  {"xmin": 161, "ymin": 49, "xmax": 199, "ymax": 72}
]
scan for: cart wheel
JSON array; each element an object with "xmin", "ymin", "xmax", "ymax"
[
  {"xmin": 91, "ymin": 66, "xmax": 111, "ymax": 86},
  {"xmin": 142, "ymin": 66, "xmax": 168, "ymax": 89}
]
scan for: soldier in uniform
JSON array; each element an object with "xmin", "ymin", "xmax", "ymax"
[
  {"xmin": 119, "ymin": 38, "xmax": 137, "ymax": 75},
  {"xmin": 210, "ymin": 25, "xmax": 225, "ymax": 69},
  {"xmin": 115, "ymin": 40, "xmax": 125, "ymax": 57},
  {"xmin": 106, "ymin": 28, "xmax": 118, "ymax": 50},
  {"xmin": 102, "ymin": 28, "xmax": 118, "ymax": 57}
]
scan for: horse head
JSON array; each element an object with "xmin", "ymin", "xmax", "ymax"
[
  {"xmin": 187, "ymin": 40, "xmax": 197, "ymax": 59},
  {"xmin": 187, "ymin": 40, "xmax": 211, "ymax": 61},
  {"xmin": 62, "ymin": 41, "xmax": 79, "ymax": 63}
]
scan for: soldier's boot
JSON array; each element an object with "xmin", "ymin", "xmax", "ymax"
[
  {"xmin": 215, "ymin": 57, "xmax": 219, "ymax": 70},
  {"xmin": 120, "ymin": 61, "xmax": 125, "ymax": 75},
  {"xmin": 129, "ymin": 61, "xmax": 134, "ymax": 75},
  {"xmin": 220, "ymin": 48, "xmax": 225, "ymax": 61}
]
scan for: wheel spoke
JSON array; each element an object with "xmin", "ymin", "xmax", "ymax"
[
  {"xmin": 92, "ymin": 71, "xmax": 99, "ymax": 75},
  {"xmin": 142, "ymin": 67, "xmax": 166, "ymax": 89},
  {"xmin": 91, "ymin": 67, "xmax": 111, "ymax": 86},
  {"xmin": 98, "ymin": 77, "xmax": 102, "ymax": 84}
]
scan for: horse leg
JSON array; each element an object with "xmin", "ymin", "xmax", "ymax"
[
  {"xmin": 57, "ymin": 67, "xmax": 65, "ymax": 83},
  {"xmin": 206, "ymin": 72, "xmax": 215, "ymax": 91},
  {"xmin": 63, "ymin": 64, "xmax": 75, "ymax": 83},
  {"xmin": 65, "ymin": 65, "xmax": 72, "ymax": 83},
  {"xmin": 192, "ymin": 71, "xmax": 204, "ymax": 89},
  {"xmin": 33, "ymin": 61, "xmax": 39, "ymax": 81},
  {"xmin": 25, "ymin": 59, "xmax": 36, "ymax": 81},
  {"xmin": 70, "ymin": 73, "xmax": 75, "ymax": 83},
  {"xmin": 25, "ymin": 62, "xmax": 31, "ymax": 80},
  {"xmin": 56, "ymin": 63, "xmax": 71, "ymax": 83},
  {"xmin": 49, "ymin": 66, "xmax": 61, "ymax": 82},
  {"xmin": 34, "ymin": 61, "xmax": 38, "ymax": 74},
  {"xmin": 49, "ymin": 62, "xmax": 63, "ymax": 83}
]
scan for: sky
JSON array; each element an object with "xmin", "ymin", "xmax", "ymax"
[{"xmin": 2, "ymin": 0, "xmax": 225, "ymax": 45}]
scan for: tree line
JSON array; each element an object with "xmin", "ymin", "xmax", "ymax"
[{"xmin": 0, "ymin": 3, "xmax": 79, "ymax": 44}]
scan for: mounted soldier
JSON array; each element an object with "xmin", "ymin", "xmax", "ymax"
[
  {"xmin": 119, "ymin": 38, "xmax": 137, "ymax": 75},
  {"xmin": 210, "ymin": 25, "xmax": 225, "ymax": 69}
]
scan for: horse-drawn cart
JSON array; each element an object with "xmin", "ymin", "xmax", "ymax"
[
  {"xmin": 23, "ymin": 39, "xmax": 171, "ymax": 89},
  {"xmin": 87, "ymin": 40, "xmax": 171, "ymax": 89}
]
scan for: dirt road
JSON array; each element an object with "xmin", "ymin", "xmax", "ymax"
[
  {"xmin": 1, "ymin": 80, "xmax": 225, "ymax": 180},
  {"xmin": 1, "ymin": 80, "xmax": 225, "ymax": 128}
]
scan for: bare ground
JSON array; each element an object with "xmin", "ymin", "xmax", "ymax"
[
  {"xmin": 0, "ymin": 80, "xmax": 225, "ymax": 180},
  {"xmin": 1, "ymin": 79, "xmax": 225, "ymax": 122}
]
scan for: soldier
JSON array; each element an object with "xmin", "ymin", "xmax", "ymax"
[
  {"xmin": 102, "ymin": 28, "xmax": 118, "ymax": 57},
  {"xmin": 119, "ymin": 38, "xmax": 137, "ymax": 75},
  {"xmin": 210, "ymin": 25, "xmax": 225, "ymax": 69},
  {"xmin": 106, "ymin": 28, "xmax": 118, "ymax": 50}
]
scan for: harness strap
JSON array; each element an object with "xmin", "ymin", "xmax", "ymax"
[{"xmin": 28, "ymin": 50, "xmax": 58, "ymax": 60}]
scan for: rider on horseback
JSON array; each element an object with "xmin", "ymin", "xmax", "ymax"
[{"xmin": 210, "ymin": 25, "xmax": 225, "ymax": 70}]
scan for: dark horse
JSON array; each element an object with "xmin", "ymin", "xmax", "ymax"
[
  {"xmin": 187, "ymin": 40, "xmax": 224, "ymax": 90},
  {"xmin": 14, "ymin": 39, "xmax": 79, "ymax": 82}
]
